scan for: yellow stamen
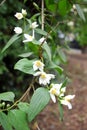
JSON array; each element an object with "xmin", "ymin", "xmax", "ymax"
[
  {"xmin": 40, "ymin": 74, "xmax": 46, "ymax": 79},
  {"xmin": 51, "ymin": 89, "xmax": 56, "ymax": 95},
  {"xmin": 36, "ymin": 61, "xmax": 42, "ymax": 67}
]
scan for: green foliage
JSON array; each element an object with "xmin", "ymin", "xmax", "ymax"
[
  {"xmin": 28, "ymin": 87, "xmax": 50, "ymax": 122},
  {"xmin": 2, "ymin": 34, "xmax": 21, "ymax": 53},
  {"xmin": 8, "ymin": 110, "xmax": 29, "ymax": 130},
  {"xmin": 0, "ymin": 92, "xmax": 15, "ymax": 102},
  {"xmin": 0, "ymin": 0, "xmax": 85, "ymax": 129},
  {"xmin": 58, "ymin": 0, "xmax": 72, "ymax": 16},
  {"xmin": 75, "ymin": 4, "xmax": 86, "ymax": 21},
  {"xmin": 17, "ymin": 102, "xmax": 29, "ymax": 112},
  {"xmin": 0, "ymin": 112, "xmax": 13, "ymax": 130},
  {"xmin": 14, "ymin": 58, "xmax": 35, "ymax": 75}
]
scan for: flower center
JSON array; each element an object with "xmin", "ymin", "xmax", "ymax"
[
  {"xmin": 51, "ymin": 89, "xmax": 56, "ymax": 95},
  {"xmin": 40, "ymin": 74, "xmax": 46, "ymax": 79},
  {"xmin": 36, "ymin": 61, "xmax": 42, "ymax": 67}
]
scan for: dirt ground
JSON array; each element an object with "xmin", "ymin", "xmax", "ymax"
[{"xmin": 37, "ymin": 52, "xmax": 87, "ymax": 130}]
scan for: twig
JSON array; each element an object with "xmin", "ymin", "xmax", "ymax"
[
  {"xmin": 0, "ymin": 0, "xmax": 6, "ymax": 6},
  {"xmin": 41, "ymin": 0, "xmax": 44, "ymax": 30},
  {"xmin": 40, "ymin": 20, "xmax": 68, "ymax": 46},
  {"xmin": 0, "ymin": 77, "xmax": 36, "ymax": 112}
]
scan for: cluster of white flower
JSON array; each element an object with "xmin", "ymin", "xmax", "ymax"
[
  {"xmin": 14, "ymin": 9, "xmax": 75, "ymax": 110},
  {"xmin": 14, "ymin": 9, "xmax": 39, "ymax": 41},
  {"xmin": 49, "ymin": 83, "xmax": 75, "ymax": 109},
  {"xmin": 33, "ymin": 60, "xmax": 75, "ymax": 109},
  {"xmin": 33, "ymin": 60, "xmax": 55, "ymax": 85}
]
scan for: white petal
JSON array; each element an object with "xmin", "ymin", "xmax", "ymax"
[
  {"xmin": 61, "ymin": 100, "xmax": 72, "ymax": 109},
  {"xmin": 50, "ymin": 94, "xmax": 56, "ymax": 103},
  {"xmin": 14, "ymin": 13, "xmax": 23, "ymax": 19},
  {"xmin": 39, "ymin": 37, "xmax": 45, "ymax": 43},
  {"xmin": 33, "ymin": 64, "xmax": 38, "ymax": 71},
  {"xmin": 14, "ymin": 27, "xmax": 22, "ymax": 34},
  {"xmin": 33, "ymin": 71, "xmax": 41, "ymax": 76},
  {"xmin": 24, "ymin": 34, "xmax": 30, "ymax": 39},
  {"xmin": 22, "ymin": 9, "xmax": 27, "ymax": 15},
  {"xmin": 49, "ymin": 74, "xmax": 55, "ymax": 79},
  {"xmin": 65, "ymin": 95, "xmax": 75, "ymax": 100},
  {"xmin": 61, "ymin": 100, "xmax": 68, "ymax": 106},
  {"xmin": 23, "ymin": 34, "xmax": 33, "ymax": 42},
  {"xmin": 67, "ymin": 102, "xmax": 72, "ymax": 109},
  {"xmin": 39, "ymin": 78, "xmax": 47, "ymax": 85}
]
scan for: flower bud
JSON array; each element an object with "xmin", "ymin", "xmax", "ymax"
[
  {"xmin": 22, "ymin": 9, "xmax": 27, "ymax": 16},
  {"xmin": 7, "ymin": 104, "xmax": 10, "ymax": 108}
]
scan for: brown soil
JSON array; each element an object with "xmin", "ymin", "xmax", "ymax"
[{"xmin": 37, "ymin": 53, "xmax": 87, "ymax": 130}]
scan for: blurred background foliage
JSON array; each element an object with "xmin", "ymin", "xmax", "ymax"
[{"xmin": 0, "ymin": 0, "xmax": 87, "ymax": 98}]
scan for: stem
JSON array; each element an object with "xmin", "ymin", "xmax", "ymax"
[
  {"xmin": 32, "ymin": 29, "xmax": 35, "ymax": 39},
  {"xmin": 40, "ymin": 20, "xmax": 68, "ymax": 46},
  {"xmin": 38, "ymin": 0, "xmax": 45, "ymax": 60},
  {"xmin": 0, "ymin": 77, "xmax": 36, "ymax": 112},
  {"xmin": 41, "ymin": 0, "xmax": 44, "ymax": 30},
  {"xmin": 0, "ymin": 0, "xmax": 6, "ymax": 6}
]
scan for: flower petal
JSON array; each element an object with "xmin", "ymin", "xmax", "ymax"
[{"xmin": 50, "ymin": 93, "xmax": 56, "ymax": 103}]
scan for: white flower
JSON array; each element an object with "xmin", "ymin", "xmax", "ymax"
[
  {"xmin": 23, "ymin": 34, "xmax": 34, "ymax": 43},
  {"xmin": 33, "ymin": 60, "xmax": 44, "ymax": 71},
  {"xmin": 22, "ymin": 9, "xmax": 27, "ymax": 16},
  {"xmin": 49, "ymin": 83, "xmax": 66, "ymax": 103},
  {"xmin": 34, "ymin": 71, "xmax": 55, "ymax": 85},
  {"xmin": 67, "ymin": 21, "xmax": 74, "ymax": 27},
  {"xmin": 39, "ymin": 37, "xmax": 46, "ymax": 44},
  {"xmin": 14, "ymin": 27, "xmax": 22, "ymax": 34},
  {"xmin": 61, "ymin": 95, "xmax": 75, "ymax": 109},
  {"xmin": 30, "ymin": 22, "xmax": 38, "ymax": 29},
  {"xmin": 83, "ymin": 8, "xmax": 87, "ymax": 12},
  {"xmin": 73, "ymin": 4, "xmax": 76, "ymax": 9},
  {"xmin": 14, "ymin": 12, "xmax": 23, "ymax": 20}
]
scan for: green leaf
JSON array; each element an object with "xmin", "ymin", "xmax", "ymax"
[
  {"xmin": 58, "ymin": 0, "xmax": 71, "ymax": 16},
  {"xmin": 1, "ymin": 34, "xmax": 21, "ymax": 53},
  {"xmin": 42, "ymin": 43, "xmax": 52, "ymax": 61},
  {"xmin": 75, "ymin": 4, "xmax": 86, "ymax": 21},
  {"xmin": 58, "ymin": 101, "xmax": 63, "ymax": 121},
  {"xmin": 35, "ymin": 28, "xmax": 49, "ymax": 37},
  {"xmin": 27, "ymin": 42, "xmax": 39, "ymax": 55},
  {"xmin": 28, "ymin": 87, "xmax": 50, "ymax": 122},
  {"xmin": 14, "ymin": 58, "xmax": 35, "ymax": 75},
  {"xmin": 57, "ymin": 48, "xmax": 67, "ymax": 63},
  {"xmin": 24, "ymin": 0, "xmax": 28, "ymax": 3},
  {"xmin": 60, "ymin": 78, "xmax": 68, "ymax": 90},
  {"xmin": 0, "ymin": 92, "xmax": 15, "ymax": 102},
  {"xmin": 48, "ymin": 61, "xmax": 63, "ymax": 75},
  {"xmin": 45, "ymin": 0, "xmax": 57, "ymax": 12},
  {"xmin": 0, "ymin": 112, "xmax": 13, "ymax": 130},
  {"xmin": 17, "ymin": 102, "xmax": 29, "ymax": 113},
  {"xmin": 18, "ymin": 52, "xmax": 33, "ymax": 58},
  {"xmin": 8, "ymin": 110, "xmax": 30, "ymax": 130}
]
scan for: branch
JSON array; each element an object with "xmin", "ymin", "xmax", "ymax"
[
  {"xmin": 41, "ymin": 0, "xmax": 44, "ymax": 30},
  {"xmin": 0, "ymin": 0, "xmax": 6, "ymax": 6}
]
